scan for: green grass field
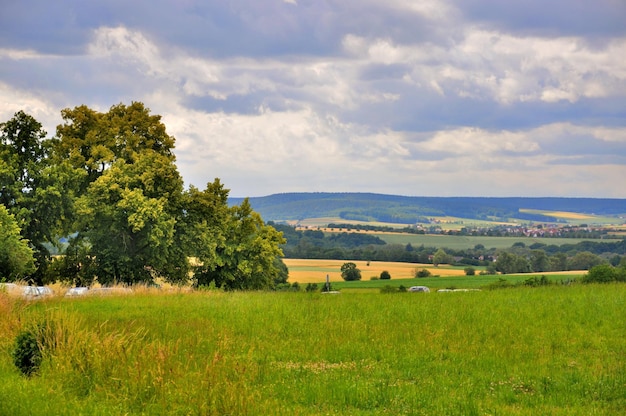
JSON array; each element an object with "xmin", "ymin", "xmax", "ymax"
[
  {"xmin": 362, "ymin": 233, "xmax": 596, "ymax": 250},
  {"xmin": 1, "ymin": 283, "xmax": 625, "ymax": 415}
]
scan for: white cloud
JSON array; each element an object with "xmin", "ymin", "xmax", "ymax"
[
  {"xmin": 1, "ymin": 1, "xmax": 625, "ymax": 198},
  {"xmin": 341, "ymin": 30, "xmax": 626, "ymax": 104},
  {"xmin": 0, "ymin": 82, "xmax": 59, "ymax": 133}
]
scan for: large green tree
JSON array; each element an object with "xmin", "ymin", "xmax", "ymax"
[
  {"xmin": 0, "ymin": 111, "xmax": 70, "ymax": 283},
  {"xmin": 3, "ymin": 103, "xmax": 286, "ymax": 289},
  {"xmin": 185, "ymin": 180, "xmax": 285, "ymax": 290},
  {"xmin": 495, "ymin": 251, "xmax": 531, "ymax": 274},
  {"xmin": 53, "ymin": 103, "xmax": 186, "ymax": 285},
  {"xmin": 0, "ymin": 204, "xmax": 35, "ymax": 280}
]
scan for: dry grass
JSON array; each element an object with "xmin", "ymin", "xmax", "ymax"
[{"xmin": 283, "ymin": 258, "xmax": 465, "ymax": 283}]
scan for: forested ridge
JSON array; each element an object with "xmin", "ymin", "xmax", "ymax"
[
  {"xmin": 0, "ymin": 104, "xmax": 286, "ymax": 289},
  {"xmin": 230, "ymin": 193, "xmax": 626, "ymax": 223}
]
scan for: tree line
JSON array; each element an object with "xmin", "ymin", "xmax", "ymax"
[
  {"xmin": 271, "ymin": 223, "xmax": 626, "ymax": 273},
  {"xmin": 0, "ymin": 103, "xmax": 286, "ymax": 289}
]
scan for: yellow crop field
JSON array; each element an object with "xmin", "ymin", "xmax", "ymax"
[
  {"xmin": 283, "ymin": 258, "xmax": 465, "ymax": 283},
  {"xmin": 519, "ymin": 208, "xmax": 594, "ymax": 220}
]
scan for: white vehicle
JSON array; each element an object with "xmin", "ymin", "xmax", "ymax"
[
  {"xmin": 65, "ymin": 287, "xmax": 90, "ymax": 297},
  {"xmin": 23, "ymin": 286, "xmax": 53, "ymax": 298},
  {"xmin": 408, "ymin": 286, "xmax": 430, "ymax": 293}
]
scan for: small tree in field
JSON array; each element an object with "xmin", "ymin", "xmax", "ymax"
[
  {"xmin": 380, "ymin": 270, "xmax": 391, "ymax": 280},
  {"xmin": 415, "ymin": 268, "xmax": 431, "ymax": 278},
  {"xmin": 464, "ymin": 267, "xmax": 476, "ymax": 276},
  {"xmin": 341, "ymin": 262, "xmax": 362, "ymax": 281}
]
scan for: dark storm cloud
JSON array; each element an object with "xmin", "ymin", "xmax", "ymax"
[{"xmin": 456, "ymin": 0, "xmax": 626, "ymax": 37}]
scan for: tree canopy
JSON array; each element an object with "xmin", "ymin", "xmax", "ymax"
[{"xmin": 0, "ymin": 104, "xmax": 285, "ymax": 289}]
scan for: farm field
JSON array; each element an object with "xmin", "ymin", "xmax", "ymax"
[
  {"xmin": 519, "ymin": 209, "xmax": 624, "ymax": 225},
  {"xmin": 283, "ymin": 258, "xmax": 585, "ymax": 289},
  {"xmin": 363, "ymin": 233, "xmax": 598, "ymax": 250},
  {"xmin": 1, "ymin": 285, "xmax": 625, "ymax": 415},
  {"xmin": 284, "ymin": 258, "xmax": 466, "ymax": 283}
]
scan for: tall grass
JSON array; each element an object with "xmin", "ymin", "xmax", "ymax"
[{"xmin": 1, "ymin": 285, "xmax": 625, "ymax": 415}]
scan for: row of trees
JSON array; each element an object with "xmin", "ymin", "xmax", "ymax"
[
  {"xmin": 1, "ymin": 104, "xmax": 286, "ymax": 289},
  {"xmin": 272, "ymin": 223, "xmax": 625, "ymax": 272}
]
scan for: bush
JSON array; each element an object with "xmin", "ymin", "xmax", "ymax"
[
  {"xmin": 320, "ymin": 281, "xmax": 334, "ymax": 292},
  {"xmin": 523, "ymin": 275, "xmax": 550, "ymax": 287},
  {"xmin": 305, "ymin": 283, "xmax": 318, "ymax": 292},
  {"xmin": 12, "ymin": 325, "xmax": 44, "ymax": 376},
  {"xmin": 464, "ymin": 267, "xmax": 476, "ymax": 276},
  {"xmin": 486, "ymin": 278, "xmax": 512, "ymax": 290},
  {"xmin": 583, "ymin": 264, "xmax": 624, "ymax": 283},
  {"xmin": 380, "ymin": 285, "xmax": 398, "ymax": 294},
  {"xmin": 380, "ymin": 270, "xmax": 391, "ymax": 280},
  {"xmin": 415, "ymin": 268, "xmax": 431, "ymax": 278}
]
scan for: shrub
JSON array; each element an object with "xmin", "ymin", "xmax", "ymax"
[
  {"xmin": 523, "ymin": 275, "xmax": 550, "ymax": 287},
  {"xmin": 380, "ymin": 270, "xmax": 391, "ymax": 280},
  {"xmin": 380, "ymin": 285, "xmax": 397, "ymax": 294},
  {"xmin": 320, "ymin": 282, "xmax": 334, "ymax": 292},
  {"xmin": 486, "ymin": 278, "xmax": 512, "ymax": 290},
  {"xmin": 583, "ymin": 264, "xmax": 623, "ymax": 283},
  {"xmin": 464, "ymin": 267, "xmax": 476, "ymax": 276},
  {"xmin": 305, "ymin": 283, "xmax": 318, "ymax": 292},
  {"xmin": 12, "ymin": 325, "xmax": 44, "ymax": 376},
  {"xmin": 415, "ymin": 268, "xmax": 431, "ymax": 278}
]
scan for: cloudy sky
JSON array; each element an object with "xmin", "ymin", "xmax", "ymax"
[{"xmin": 1, "ymin": 0, "xmax": 625, "ymax": 198}]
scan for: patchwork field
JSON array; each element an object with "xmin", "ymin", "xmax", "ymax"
[{"xmin": 284, "ymin": 258, "xmax": 465, "ymax": 283}]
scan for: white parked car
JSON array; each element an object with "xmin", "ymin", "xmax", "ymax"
[
  {"xmin": 408, "ymin": 286, "xmax": 430, "ymax": 293},
  {"xmin": 23, "ymin": 286, "xmax": 53, "ymax": 298},
  {"xmin": 65, "ymin": 287, "xmax": 90, "ymax": 297}
]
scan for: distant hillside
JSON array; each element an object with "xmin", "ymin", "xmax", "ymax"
[{"xmin": 229, "ymin": 193, "xmax": 626, "ymax": 224}]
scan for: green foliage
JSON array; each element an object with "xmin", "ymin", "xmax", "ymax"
[
  {"xmin": 415, "ymin": 268, "xmax": 431, "ymax": 278},
  {"xmin": 0, "ymin": 204, "xmax": 35, "ymax": 280},
  {"xmin": 305, "ymin": 283, "xmax": 318, "ymax": 292},
  {"xmin": 12, "ymin": 325, "xmax": 44, "ymax": 376},
  {"xmin": 379, "ymin": 270, "xmax": 391, "ymax": 280},
  {"xmin": 583, "ymin": 264, "xmax": 626, "ymax": 283},
  {"xmin": 495, "ymin": 251, "xmax": 531, "ymax": 274},
  {"xmin": 523, "ymin": 275, "xmax": 551, "ymax": 287},
  {"xmin": 464, "ymin": 266, "xmax": 476, "ymax": 276},
  {"xmin": 486, "ymin": 278, "xmax": 513, "ymax": 290},
  {"xmin": 189, "ymin": 186, "xmax": 286, "ymax": 290},
  {"xmin": 340, "ymin": 262, "xmax": 361, "ymax": 281},
  {"xmin": 568, "ymin": 251, "xmax": 604, "ymax": 270},
  {"xmin": 1, "ymin": 111, "xmax": 63, "ymax": 284},
  {"xmin": 432, "ymin": 248, "xmax": 451, "ymax": 266},
  {"xmin": 379, "ymin": 285, "xmax": 399, "ymax": 293},
  {"xmin": 1, "ymin": 103, "xmax": 288, "ymax": 289}
]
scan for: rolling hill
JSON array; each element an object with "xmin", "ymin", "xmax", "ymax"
[{"xmin": 229, "ymin": 193, "xmax": 626, "ymax": 224}]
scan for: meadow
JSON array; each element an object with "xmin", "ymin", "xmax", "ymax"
[
  {"xmin": 1, "ymin": 283, "xmax": 625, "ymax": 415},
  {"xmin": 352, "ymin": 233, "xmax": 594, "ymax": 251}
]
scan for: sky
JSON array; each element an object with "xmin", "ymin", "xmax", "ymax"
[{"xmin": 1, "ymin": 0, "xmax": 625, "ymax": 198}]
